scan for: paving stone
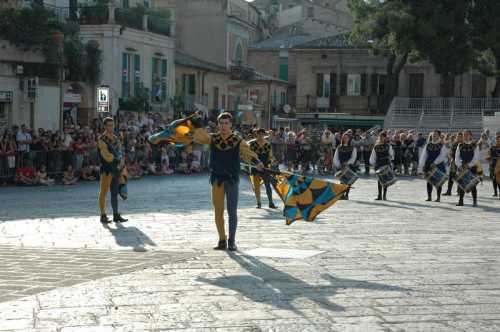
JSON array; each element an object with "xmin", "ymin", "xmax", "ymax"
[{"xmin": 0, "ymin": 175, "xmax": 499, "ymax": 331}]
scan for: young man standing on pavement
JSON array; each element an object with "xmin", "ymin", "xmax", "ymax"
[
  {"xmin": 98, "ymin": 117, "xmax": 127, "ymax": 224},
  {"xmin": 249, "ymin": 128, "xmax": 277, "ymax": 209},
  {"xmin": 193, "ymin": 112, "xmax": 264, "ymax": 251}
]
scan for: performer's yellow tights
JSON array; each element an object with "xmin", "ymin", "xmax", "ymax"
[
  {"xmin": 211, "ymin": 181, "xmax": 239, "ymax": 241},
  {"xmin": 99, "ymin": 173, "xmax": 119, "ymax": 215},
  {"xmin": 251, "ymin": 175, "xmax": 273, "ymax": 205}
]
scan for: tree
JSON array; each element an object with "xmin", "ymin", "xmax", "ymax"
[
  {"xmin": 469, "ymin": 0, "xmax": 500, "ymax": 96},
  {"xmin": 409, "ymin": 0, "xmax": 473, "ymax": 97},
  {"xmin": 348, "ymin": 0, "xmax": 418, "ymax": 112}
]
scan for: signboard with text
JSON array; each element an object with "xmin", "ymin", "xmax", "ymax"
[{"xmin": 97, "ymin": 87, "xmax": 110, "ymax": 113}]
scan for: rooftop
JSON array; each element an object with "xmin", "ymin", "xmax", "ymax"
[
  {"xmin": 293, "ymin": 33, "xmax": 364, "ymax": 49},
  {"xmin": 175, "ymin": 51, "xmax": 227, "ymax": 73}
]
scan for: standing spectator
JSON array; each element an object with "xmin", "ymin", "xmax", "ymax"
[
  {"xmin": 320, "ymin": 129, "xmax": 335, "ymax": 173},
  {"xmin": 16, "ymin": 124, "xmax": 32, "ymax": 167},
  {"xmin": 61, "ymin": 128, "xmax": 73, "ymax": 169},
  {"xmin": 392, "ymin": 133, "xmax": 404, "ymax": 175},
  {"xmin": 478, "ymin": 132, "xmax": 491, "ymax": 178},
  {"xmin": 72, "ymin": 136, "xmax": 85, "ymax": 172}
]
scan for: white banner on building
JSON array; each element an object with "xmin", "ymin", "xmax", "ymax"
[{"xmin": 97, "ymin": 86, "xmax": 110, "ymax": 113}]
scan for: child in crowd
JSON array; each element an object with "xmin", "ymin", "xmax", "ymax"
[
  {"xmin": 63, "ymin": 164, "xmax": 78, "ymax": 185},
  {"xmin": 37, "ymin": 165, "xmax": 55, "ymax": 186}
]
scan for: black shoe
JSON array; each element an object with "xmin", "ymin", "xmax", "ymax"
[
  {"xmin": 383, "ymin": 196, "xmax": 387, "ymax": 201},
  {"xmin": 228, "ymin": 240, "xmax": 237, "ymax": 252},
  {"xmin": 443, "ymin": 192, "xmax": 451, "ymax": 196},
  {"xmin": 256, "ymin": 202, "xmax": 262, "ymax": 209},
  {"xmin": 269, "ymin": 203, "xmax": 277, "ymax": 209},
  {"xmin": 113, "ymin": 214, "xmax": 128, "ymax": 223},
  {"xmin": 493, "ymin": 193, "xmax": 498, "ymax": 197},
  {"xmin": 344, "ymin": 194, "xmax": 349, "ymax": 200},
  {"xmin": 213, "ymin": 240, "xmax": 227, "ymax": 250},
  {"xmin": 375, "ymin": 196, "xmax": 382, "ymax": 201},
  {"xmin": 456, "ymin": 201, "xmax": 464, "ymax": 206},
  {"xmin": 435, "ymin": 197, "xmax": 441, "ymax": 203},
  {"xmin": 426, "ymin": 197, "xmax": 432, "ymax": 202},
  {"xmin": 100, "ymin": 214, "xmax": 111, "ymax": 224},
  {"xmin": 472, "ymin": 203, "xmax": 478, "ymax": 207}
]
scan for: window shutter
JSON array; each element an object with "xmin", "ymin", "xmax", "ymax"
[
  {"xmin": 122, "ymin": 53, "xmax": 128, "ymax": 98},
  {"xmin": 371, "ymin": 73, "xmax": 378, "ymax": 96},
  {"xmin": 316, "ymin": 73, "xmax": 323, "ymax": 97},
  {"xmin": 340, "ymin": 73, "xmax": 347, "ymax": 96},
  {"xmin": 329, "ymin": 72, "xmax": 336, "ymax": 108},
  {"xmin": 161, "ymin": 59, "xmax": 167, "ymax": 102},
  {"xmin": 279, "ymin": 64, "xmax": 288, "ymax": 81},
  {"xmin": 133, "ymin": 54, "xmax": 141, "ymax": 96},
  {"xmin": 361, "ymin": 73, "xmax": 367, "ymax": 96}
]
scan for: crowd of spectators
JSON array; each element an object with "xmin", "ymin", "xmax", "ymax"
[{"xmin": 0, "ymin": 111, "xmax": 497, "ymax": 186}]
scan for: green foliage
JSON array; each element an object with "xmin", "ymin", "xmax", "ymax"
[
  {"xmin": 0, "ymin": 6, "xmax": 102, "ymax": 83},
  {"xmin": 410, "ymin": 0, "xmax": 473, "ymax": 92},
  {"xmin": 469, "ymin": 0, "xmax": 500, "ymax": 96},
  {"xmin": 120, "ymin": 83, "xmax": 150, "ymax": 112}
]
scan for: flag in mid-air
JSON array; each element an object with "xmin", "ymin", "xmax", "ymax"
[
  {"xmin": 270, "ymin": 172, "xmax": 348, "ymax": 225},
  {"xmin": 148, "ymin": 117, "xmax": 195, "ymax": 146}
]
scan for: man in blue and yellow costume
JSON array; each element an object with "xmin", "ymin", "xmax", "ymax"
[
  {"xmin": 249, "ymin": 128, "xmax": 277, "ymax": 209},
  {"xmin": 193, "ymin": 113, "xmax": 264, "ymax": 251},
  {"xmin": 98, "ymin": 117, "xmax": 128, "ymax": 224}
]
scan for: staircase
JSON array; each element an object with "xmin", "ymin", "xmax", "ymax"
[{"xmin": 384, "ymin": 97, "xmax": 500, "ymax": 138}]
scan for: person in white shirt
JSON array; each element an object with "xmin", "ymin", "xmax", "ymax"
[
  {"xmin": 370, "ymin": 131, "xmax": 394, "ymax": 201},
  {"xmin": 418, "ymin": 130, "xmax": 448, "ymax": 202},
  {"xmin": 455, "ymin": 130, "xmax": 480, "ymax": 207}
]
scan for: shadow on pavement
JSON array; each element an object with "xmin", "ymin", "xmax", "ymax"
[
  {"xmin": 197, "ymin": 252, "xmax": 410, "ymax": 317},
  {"xmin": 102, "ymin": 222, "xmax": 157, "ymax": 252}
]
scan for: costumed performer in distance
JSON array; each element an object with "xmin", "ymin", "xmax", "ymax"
[
  {"xmin": 192, "ymin": 112, "xmax": 264, "ymax": 252},
  {"xmin": 333, "ymin": 132, "xmax": 357, "ymax": 200},
  {"xmin": 417, "ymin": 130, "xmax": 448, "ymax": 202},
  {"xmin": 249, "ymin": 128, "xmax": 278, "ymax": 209}
]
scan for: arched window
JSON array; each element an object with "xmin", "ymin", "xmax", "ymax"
[{"xmin": 235, "ymin": 43, "xmax": 243, "ymax": 65}]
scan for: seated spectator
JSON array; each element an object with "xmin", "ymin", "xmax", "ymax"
[
  {"xmin": 37, "ymin": 165, "xmax": 55, "ymax": 186},
  {"xmin": 176, "ymin": 149, "xmax": 191, "ymax": 174},
  {"xmin": 190, "ymin": 151, "xmax": 201, "ymax": 173},
  {"xmin": 62, "ymin": 164, "xmax": 78, "ymax": 185},
  {"xmin": 17, "ymin": 164, "xmax": 38, "ymax": 185},
  {"xmin": 80, "ymin": 165, "xmax": 98, "ymax": 181},
  {"xmin": 144, "ymin": 159, "xmax": 158, "ymax": 175},
  {"xmin": 128, "ymin": 160, "xmax": 143, "ymax": 179},
  {"xmin": 160, "ymin": 159, "xmax": 174, "ymax": 175}
]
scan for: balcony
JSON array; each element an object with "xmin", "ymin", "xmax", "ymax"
[{"xmin": 47, "ymin": 5, "xmax": 173, "ymax": 37}]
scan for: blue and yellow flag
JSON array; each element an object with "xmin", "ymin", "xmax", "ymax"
[
  {"xmin": 148, "ymin": 116, "xmax": 195, "ymax": 146},
  {"xmin": 271, "ymin": 172, "xmax": 348, "ymax": 225}
]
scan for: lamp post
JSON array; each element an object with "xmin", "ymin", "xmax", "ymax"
[{"xmin": 52, "ymin": 30, "xmax": 65, "ymax": 130}]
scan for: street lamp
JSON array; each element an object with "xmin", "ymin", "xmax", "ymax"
[{"xmin": 52, "ymin": 30, "xmax": 65, "ymax": 130}]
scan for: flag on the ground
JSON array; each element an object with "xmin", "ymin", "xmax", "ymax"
[
  {"xmin": 148, "ymin": 116, "xmax": 195, "ymax": 146},
  {"xmin": 270, "ymin": 172, "xmax": 348, "ymax": 225}
]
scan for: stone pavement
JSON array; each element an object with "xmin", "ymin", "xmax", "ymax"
[{"xmin": 0, "ymin": 174, "xmax": 500, "ymax": 331}]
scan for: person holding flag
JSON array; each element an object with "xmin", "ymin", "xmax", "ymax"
[
  {"xmin": 98, "ymin": 117, "xmax": 128, "ymax": 224},
  {"xmin": 192, "ymin": 112, "xmax": 264, "ymax": 252},
  {"xmin": 249, "ymin": 128, "xmax": 278, "ymax": 209}
]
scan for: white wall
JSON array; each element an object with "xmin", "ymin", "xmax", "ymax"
[
  {"xmin": 80, "ymin": 25, "xmax": 176, "ymax": 115},
  {"xmin": 35, "ymin": 85, "xmax": 60, "ymax": 130}
]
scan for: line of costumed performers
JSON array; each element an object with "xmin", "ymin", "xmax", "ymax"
[{"xmin": 145, "ymin": 112, "xmax": 500, "ymax": 251}]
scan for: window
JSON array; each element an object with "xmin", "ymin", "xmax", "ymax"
[
  {"xmin": 347, "ymin": 74, "xmax": 361, "ymax": 96},
  {"xmin": 272, "ymin": 90, "xmax": 277, "ymax": 106},
  {"xmin": 122, "ymin": 53, "xmax": 132, "ymax": 97},
  {"xmin": 316, "ymin": 73, "xmax": 331, "ymax": 98},
  {"xmin": 307, "ymin": 6, "xmax": 314, "ymax": 18},
  {"xmin": 185, "ymin": 74, "xmax": 196, "ymax": 95},
  {"xmin": 123, "ymin": 0, "xmax": 129, "ymax": 9},
  {"xmin": 151, "ymin": 58, "xmax": 167, "ymax": 103},
  {"xmin": 409, "ymin": 73, "xmax": 424, "ymax": 98}
]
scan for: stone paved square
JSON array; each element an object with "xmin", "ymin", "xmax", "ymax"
[{"xmin": 0, "ymin": 174, "xmax": 499, "ymax": 331}]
